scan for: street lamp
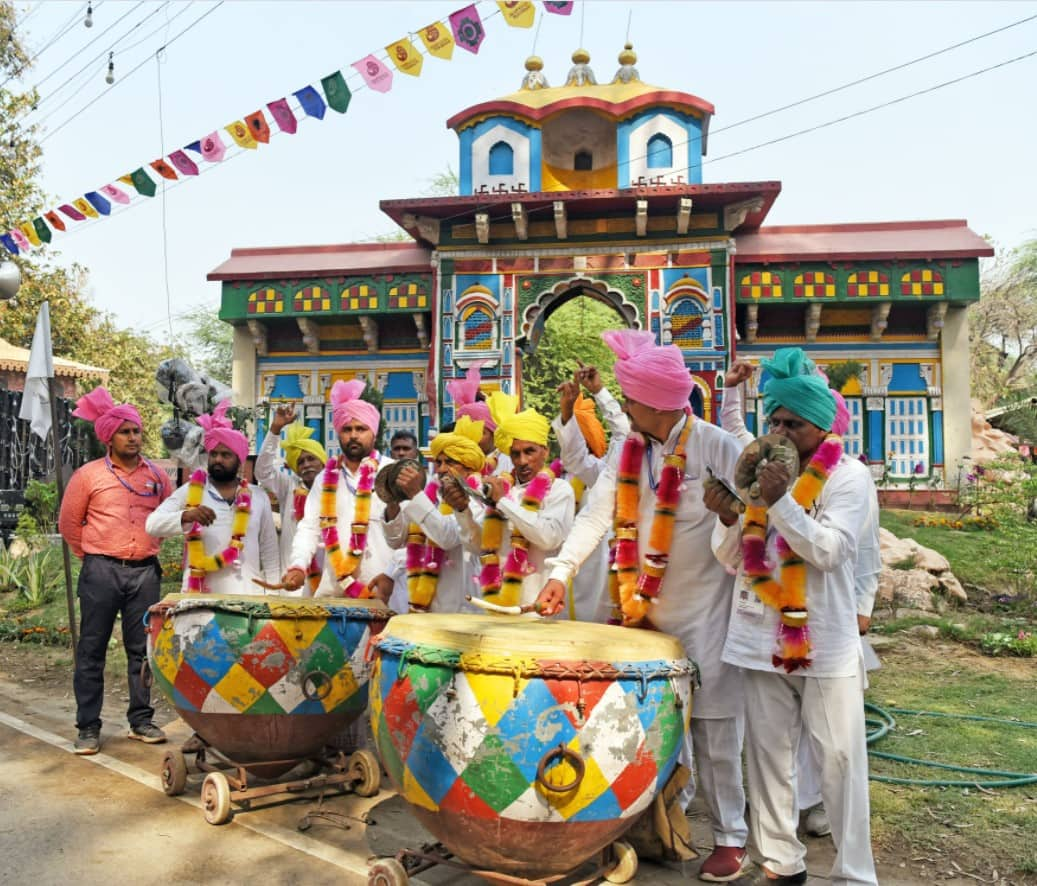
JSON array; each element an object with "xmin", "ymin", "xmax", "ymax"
[{"xmin": 0, "ymin": 260, "xmax": 20, "ymax": 300}]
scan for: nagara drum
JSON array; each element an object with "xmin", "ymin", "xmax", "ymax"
[{"xmin": 370, "ymin": 613, "xmax": 696, "ymax": 879}]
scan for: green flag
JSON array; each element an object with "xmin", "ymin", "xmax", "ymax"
[
  {"xmin": 130, "ymin": 167, "xmax": 157, "ymax": 197},
  {"xmin": 321, "ymin": 71, "xmax": 352, "ymax": 114},
  {"xmin": 32, "ymin": 217, "xmax": 52, "ymax": 244}
]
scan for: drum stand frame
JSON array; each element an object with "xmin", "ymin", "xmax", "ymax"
[{"xmin": 160, "ymin": 735, "xmax": 380, "ymax": 825}]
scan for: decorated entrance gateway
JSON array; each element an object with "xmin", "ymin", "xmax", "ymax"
[{"xmin": 210, "ymin": 46, "xmax": 991, "ymax": 486}]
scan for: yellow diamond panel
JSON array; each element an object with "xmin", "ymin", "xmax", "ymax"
[
  {"xmin": 213, "ymin": 663, "xmax": 267, "ymax": 712},
  {"xmin": 540, "ymin": 742, "xmax": 611, "ymax": 819}
]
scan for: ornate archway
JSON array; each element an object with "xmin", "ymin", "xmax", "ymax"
[{"xmin": 515, "ymin": 277, "xmax": 640, "ymax": 356}]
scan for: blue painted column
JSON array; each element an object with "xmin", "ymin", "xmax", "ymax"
[
  {"xmin": 866, "ymin": 396, "xmax": 885, "ymax": 464},
  {"xmin": 931, "ymin": 398, "xmax": 945, "ymax": 467}
]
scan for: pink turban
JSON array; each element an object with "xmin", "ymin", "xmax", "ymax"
[
  {"xmin": 831, "ymin": 390, "xmax": 851, "ymax": 437},
  {"xmin": 602, "ymin": 329, "xmax": 692, "ymax": 411},
  {"xmin": 445, "ymin": 360, "xmax": 496, "ymax": 431},
  {"xmin": 330, "ymin": 379, "xmax": 380, "ymax": 434},
  {"xmin": 196, "ymin": 400, "xmax": 249, "ymax": 466},
  {"xmin": 72, "ymin": 386, "xmax": 142, "ymax": 444}
]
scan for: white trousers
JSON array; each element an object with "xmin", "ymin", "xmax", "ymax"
[
  {"xmin": 743, "ymin": 668, "xmax": 877, "ymax": 886},
  {"xmin": 678, "ymin": 715, "xmax": 749, "ymax": 847}
]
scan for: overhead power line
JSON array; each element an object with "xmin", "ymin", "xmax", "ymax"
[{"xmin": 0, "ymin": 2, "xmax": 98, "ymax": 90}]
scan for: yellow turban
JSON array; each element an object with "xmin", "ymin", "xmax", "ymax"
[
  {"xmin": 573, "ymin": 393, "xmax": 606, "ymax": 458},
  {"xmin": 430, "ymin": 415, "xmax": 486, "ymax": 472},
  {"xmin": 487, "ymin": 391, "xmax": 549, "ymax": 454},
  {"xmin": 281, "ymin": 422, "xmax": 328, "ymax": 474}
]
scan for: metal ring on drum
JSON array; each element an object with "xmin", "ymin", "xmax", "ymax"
[{"xmin": 370, "ymin": 613, "xmax": 697, "ymax": 880}]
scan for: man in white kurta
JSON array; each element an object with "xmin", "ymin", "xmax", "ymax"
[
  {"xmin": 537, "ymin": 330, "xmax": 749, "ymax": 883},
  {"xmin": 709, "ymin": 347, "xmax": 877, "ymax": 886},
  {"xmin": 254, "ymin": 405, "xmax": 328, "ymax": 593}
]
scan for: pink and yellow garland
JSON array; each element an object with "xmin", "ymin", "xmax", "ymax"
[
  {"xmin": 319, "ymin": 455, "xmax": 379, "ymax": 598},
  {"xmin": 184, "ymin": 469, "xmax": 251, "ymax": 593},
  {"xmin": 609, "ymin": 420, "xmax": 692, "ymax": 627},
  {"xmin": 293, "ymin": 486, "xmax": 321, "ymax": 593},
  {"xmin": 405, "ymin": 477, "xmax": 477, "ymax": 611},
  {"xmin": 741, "ymin": 434, "xmax": 843, "ymax": 672},
  {"xmin": 479, "ymin": 468, "xmax": 554, "ymax": 607}
]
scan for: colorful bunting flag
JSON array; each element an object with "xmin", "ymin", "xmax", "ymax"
[
  {"xmin": 19, "ymin": 222, "xmax": 41, "ymax": 247},
  {"xmin": 100, "ymin": 183, "xmax": 130, "ymax": 204},
  {"xmin": 84, "ymin": 191, "xmax": 111, "ymax": 215},
  {"xmin": 419, "ymin": 21, "xmax": 454, "ymax": 59},
  {"xmin": 321, "ymin": 71, "xmax": 352, "ymax": 113},
  {"xmin": 200, "ymin": 132, "xmax": 226, "ymax": 163},
  {"xmin": 387, "ymin": 38, "xmax": 423, "ymax": 77},
  {"xmin": 59, "ymin": 203, "xmax": 86, "ymax": 221},
  {"xmin": 450, "ymin": 5, "xmax": 486, "ymax": 54},
  {"xmin": 294, "ymin": 86, "xmax": 326, "ymax": 120},
  {"xmin": 129, "ymin": 167, "xmax": 157, "ymax": 197},
  {"xmin": 44, "ymin": 211, "xmax": 66, "ymax": 232},
  {"xmin": 226, "ymin": 120, "xmax": 258, "ymax": 150},
  {"xmin": 185, "ymin": 140, "xmax": 203, "ymax": 154},
  {"xmin": 72, "ymin": 197, "xmax": 100, "ymax": 219},
  {"xmin": 10, "ymin": 228, "xmax": 31, "ymax": 251},
  {"xmin": 0, "ymin": 234, "xmax": 18, "ymax": 255},
  {"xmin": 32, "ymin": 218, "xmax": 51, "ymax": 244},
  {"xmin": 498, "ymin": 1, "xmax": 535, "ymax": 27},
  {"xmin": 353, "ymin": 54, "xmax": 393, "ymax": 93},
  {"xmin": 267, "ymin": 99, "xmax": 297, "ymax": 134},
  {"xmin": 151, "ymin": 159, "xmax": 178, "ymax": 180},
  {"xmin": 543, "ymin": 1, "xmax": 573, "ymax": 13},
  {"xmin": 168, "ymin": 150, "xmax": 199, "ymax": 176},
  {"xmin": 245, "ymin": 110, "xmax": 271, "ymax": 143}
]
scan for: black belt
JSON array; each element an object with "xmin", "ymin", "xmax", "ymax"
[{"xmin": 88, "ymin": 553, "xmax": 159, "ymax": 568}]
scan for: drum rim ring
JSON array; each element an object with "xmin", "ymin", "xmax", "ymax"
[
  {"xmin": 536, "ymin": 743, "xmax": 585, "ymax": 794},
  {"xmin": 302, "ymin": 669, "xmax": 333, "ymax": 701}
]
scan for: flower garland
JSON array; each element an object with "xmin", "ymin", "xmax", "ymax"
[
  {"xmin": 293, "ymin": 486, "xmax": 321, "ymax": 593},
  {"xmin": 741, "ymin": 434, "xmax": 843, "ymax": 673},
  {"xmin": 480, "ymin": 452, "xmax": 498, "ymax": 477},
  {"xmin": 405, "ymin": 477, "xmax": 477, "ymax": 611},
  {"xmin": 319, "ymin": 455, "xmax": 379, "ymax": 598},
  {"xmin": 185, "ymin": 469, "xmax": 252, "ymax": 593},
  {"xmin": 609, "ymin": 420, "xmax": 692, "ymax": 627},
  {"xmin": 479, "ymin": 468, "xmax": 554, "ymax": 608}
]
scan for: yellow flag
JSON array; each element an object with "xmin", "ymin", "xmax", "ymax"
[
  {"xmin": 497, "ymin": 1, "xmax": 535, "ymax": 28},
  {"xmin": 226, "ymin": 120, "xmax": 258, "ymax": 150},
  {"xmin": 387, "ymin": 37, "xmax": 423, "ymax": 76},
  {"xmin": 19, "ymin": 222, "xmax": 42, "ymax": 247},
  {"xmin": 118, "ymin": 173, "xmax": 134, "ymax": 186},
  {"xmin": 73, "ymin": 197, "xmax": 100, "ymax": 219},
  {"xmin": 418, "ymin": 21, "xmax": 454, "ymax": 60}
]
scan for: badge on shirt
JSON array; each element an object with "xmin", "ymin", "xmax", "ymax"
[{"xmin": 736, "ymin": 576, "xmax": 765, "ymax": 620}]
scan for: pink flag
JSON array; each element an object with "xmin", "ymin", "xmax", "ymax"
[
  {"xmin": 267, "ymin": 98, "xmax": 297, "ymax": 135},
  {"xmin": 352, "ymin": 54, "xmax": 393, "ymax": 93},
  {"xmin": 10, "ymin": 228, "xmax": 31, "ymax": 251},
  {"xmin": 542, "ymin": 1, "xmax": 574, "ymax": 13},
  {"xmin": 58, "ymin": 203, "xmax": 87, "ymax": 221},
  {"xmin": 450, "ymin": 4, "xmax": 486, "ymax": 54},
  {"xmin": 168, "ymin": 149, "xmax": 199, "ymax": 176},
  {"xmin": 100, "ymin": 183, "xmax": 130, "ymax": 205},
  {"xmin": 200, "ymin": 131, "xmax": 226, "ymax": 163}
]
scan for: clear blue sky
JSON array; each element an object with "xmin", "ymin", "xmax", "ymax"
[{"xmin": 10, "ymin": 0, "xmax": 1037, "ymax": 344}]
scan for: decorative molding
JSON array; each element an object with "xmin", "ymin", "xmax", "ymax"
[
  {"xmin": 573, "ymin": 255, "xmax": 588, "ymax": 271},
  {"xmin": 296, "ymin": 317, "xmax": 320, "ymax": 354},
  {"xmin": 722, "ymin": 197, "xmax": 764, "ymax": 232},
  {"xmin": 318, "ymin": 373, "xmax": 331, "ymax": 394},
  {"xmin": 553, "ymin": 201, "xmax": 567, "ymax": 240},
  {"xmin": 805, "ymin": 302, "xmax": 822, "ymax": 342},
  {"xmin": 375, "ymin": 372, "xmax": 388, "ymax": 392},
  {"xmin": 919, "ymin": 364, "xmax": 935, "ymax": 387},
  {"xmin": 247, "ymin": 319, "xmax": 268, "ymax": 357},
  {"xmin": 442, "ymin": 237, "xmax": 730, "ymax": 260},
  {"xmin": 475, "ymin": 212, "xmax": 490, "ymax": 244},
  {"xmin": 511, "ymin": 202, "xmax": 528, "ymax": 241},
  {"xmin": 402, "ymin": 213, "xmax": 441, "ymax": 245},
  {"xmin": 929, "ymin": 395, "xmax": 943, "ymax": 410},
  {"xmin": 866, "ymin": 396, "xmax": 885, "ymax": 411},
  {"xmin": 870, "ymin": 303, "xmax": 891, "ymax": 341},
  {"xmin": 413, "ymin": 313, "xmax": 428, "ymax": 349},
  {"xmin": 454, "ymin": 351, "xmax": 501, "ymax": 369},
  {"xmin": 261, "ymin": 374, "xmax": 275, "ymax": 396},
  {"xmin": 745, "ymin": 303, "xmax": 759, "ymax": 344},
  {"xmin": 412, "ymin": 371, "xmax": 427, "ymax": 404},
  {"xmin": 297, "ymin": 374, "xmax": 310, "ymax": 396},
  {"xmin": 676, "ymin": 197, "xmax": 693, "ymax": 235},
  {"xmin": 879, "ymin": 364, "xmax": 893, "ymax": 387},
  {"xmin": 926, "ymin": 302, "xmax": 948, "ymax": 340},
  {"xmin": 635, "ymin": 199, "xmax": 648, "ymax": 237},
  {"xmin": 358, "ymin": 315, "xmax": 379, "ymax": 352}
]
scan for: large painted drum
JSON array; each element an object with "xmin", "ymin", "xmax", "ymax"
[
  {"xmin": 147, "ymin": 594, "xmax": 390, "ymax": 775},
  {"xmin": 371, "ymin": 614, "xmax": 696, "ymax": 879}
]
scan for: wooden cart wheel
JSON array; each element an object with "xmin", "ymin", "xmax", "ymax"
[
  {"xmin": 349, "ymin": 749, "xmax": 381, "ymax": 797},
  {"xmin": 201, "ymin": 771, "xmax": 232, "ymax": 825},
  {"xmin": 160, "ymin": 749, "xmax": 188, "ymax": 797},
  {"xmin": 368, "ymin": 857, "xmax": 409, "ymax": 886},
  {"xmin": 603, "ymin": 840, "xmax": 638, "ymax": 884}
]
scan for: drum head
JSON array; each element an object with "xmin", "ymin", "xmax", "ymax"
[{"xmin": 734, "ymin": 434, "xmax": 800, "ymax": 504}]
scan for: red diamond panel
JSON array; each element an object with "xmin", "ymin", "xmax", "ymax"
[
  {"xmin": 239, "ymin": 623, "xmax": 294, "ymax": 688},
  {"xmin": 173, "ymin": 660, "xmax": 212, "ymax": 709},
  {"xmin": 610, "ymin": 742, "xmax": 659, "ymax": 810}
]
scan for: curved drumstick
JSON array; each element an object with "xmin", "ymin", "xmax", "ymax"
[
  {"xmin": 252, "ymin": 577, "xmax": 292, "ymax": 591},
  {"xmin": 466, "ymin": 594, "xmax": 543, "ymax": 616}
]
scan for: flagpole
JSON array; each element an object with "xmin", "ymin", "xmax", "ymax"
[{"xmin": 47, "ymin": 376, "xmax": 78, "ymax": 664}]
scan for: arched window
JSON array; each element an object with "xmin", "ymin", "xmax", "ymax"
[
  {"xmin": 460, "ymin": 304, "xmax": 495, "ymax": 351},
  {"xmin": 574, "ymin": 150, "xmax": 593, "ymax": 171},
  {"xmin": 646, "ymin": 133, "xmax": 673, "ymax": 169},
  {"xmin": 669, "ymin": 297, "xmax": 705, "ymax": 349},
  {"xmin": 488, "ymin": 141, "xmax": 514, "ymax": 176}
]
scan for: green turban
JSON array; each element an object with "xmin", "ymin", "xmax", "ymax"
[{"xmin": 761, "ymin": 348, "xmax": 836, "ymax": 431}]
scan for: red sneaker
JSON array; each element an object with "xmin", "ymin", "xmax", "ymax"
[{"xmin": 699, "ymin": 846, "xmax": 753, "ymax": 882}]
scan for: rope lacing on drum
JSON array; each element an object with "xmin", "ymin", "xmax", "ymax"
[{"xmin": 159, "ymin": 597, "xmax": 390, "ymax": 622}]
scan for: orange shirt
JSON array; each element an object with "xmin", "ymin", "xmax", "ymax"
[{"xmin": 58, "ymin": 456, "xmax": 173, "ymax": 560}]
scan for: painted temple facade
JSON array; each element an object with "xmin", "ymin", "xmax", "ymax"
[{"xmin": 210, "ymin": 47, "xmax": 992, "ymax": 484}]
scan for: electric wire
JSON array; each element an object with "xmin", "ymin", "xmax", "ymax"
[{"xmin": 0, "ymin": 2, "xmax": 97, "ymax": 90}]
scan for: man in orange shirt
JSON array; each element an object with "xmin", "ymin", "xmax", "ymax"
[{"xmin": 58, "ymin": 386, "xmax": 173, "ymax": 755}]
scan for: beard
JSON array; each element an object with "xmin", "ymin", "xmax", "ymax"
[
  {"xmin": 208, "ymin": 462, "xmax": 239, "ymax": 483},
  {"xmin": 343, "ymin": 440, "xmax": 372, "ymax": 461}
]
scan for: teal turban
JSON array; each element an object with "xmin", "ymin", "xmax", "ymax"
[{"xmin": 761, "ymin": 348, "xmax": 836, "ymax": 431}]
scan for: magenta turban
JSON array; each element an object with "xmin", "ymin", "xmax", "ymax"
[
  {"xmin": 330, "ymin": 379, "xmax": 380, "ymax": 434},
  {"xmin": 446, "ymin": 360, "xmax": 496, "ymax": 431},
  {"xmin": 196, "ymin": 400, "xmax": 249, "ymax": 466},
  {"xmin": 602, "ymin": 329, "xmax": 692, "ymax": 411},
  {"xmin": 72, "ymin": 385, "xmax": 142, "ymax": 444},
  {"xmin": 830, "ymin": 390, "xmax": 851, "ymax": 437}
]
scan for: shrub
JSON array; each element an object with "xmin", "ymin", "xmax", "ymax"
[
  {"xmin": 17, "ymin": 547, "xmax": 62, "ymax": 609},
  {"xmin": 979, "ymin": 630, "xmax": 1037, "ymax": 657}
]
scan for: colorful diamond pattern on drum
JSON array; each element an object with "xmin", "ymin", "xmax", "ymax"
[
  {"xmin": 372, "ymin": 647, "xmax": 690, "ymax": 826},
  {"xmin": 148, "ymin": 604, "xmax": 377, "ymax": 716}
]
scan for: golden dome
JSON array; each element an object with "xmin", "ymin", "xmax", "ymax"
[
  {"xmin": 572, "ymin": 48, "xmax": 591, "ymax": 65},
  {"xmin": 525, "ymin": 55, "xmax": 544, "ymax": 72},
  {"xmin": 618, "ymin": 43, "xmax": 637, "ymax": 66}
]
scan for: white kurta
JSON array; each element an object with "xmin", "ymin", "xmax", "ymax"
[
  {"xmin": 551, "ymin": 387, "xmax": 631, "ymax": 624},
  {"xmin": 384, "ymin": 486, "xmax": 485, "ymax": 613},
  {"xmin": 146, "ymin": 479, "xmax": 281, "ymax": 595},
  {"xmin": 547, "ymin": 416, "xmax": 745, "ymax": 719},
  {"xmin": 254, "ymin": 429, "xmax": 307, "ymax": 573},
  {"xmin": 457, "ymin": 475, "xmax": 575, "ymax": 608},
  {"xmin": 288, "ymin": 454, "xmax": 396, "ymax": 598}
]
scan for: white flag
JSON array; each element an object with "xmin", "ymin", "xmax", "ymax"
[{"xmin": 18, "ymin": 302, "xmax": 54, "ymax": 440}]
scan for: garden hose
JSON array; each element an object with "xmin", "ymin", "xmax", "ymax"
[{"xmin": 865, "ymin": 702, "xmax": 1037, "ymax": 788}]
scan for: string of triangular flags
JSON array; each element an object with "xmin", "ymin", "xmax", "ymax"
[{"xmin": 0, "ymin": 0, "xmax": 574, "ymax": 258}]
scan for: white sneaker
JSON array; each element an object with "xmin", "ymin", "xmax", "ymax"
[{"xmin": 804, "ymin": 803, "xmax": 831, "ymax": 837}]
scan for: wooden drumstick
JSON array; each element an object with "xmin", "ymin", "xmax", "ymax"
[
  {"xmin": 252, "ymin": 578, "xmax": 292, "ymax": 591},
  {"xmin": 465, "ymin": 594, "xmax": 543, "ymax": 616}
]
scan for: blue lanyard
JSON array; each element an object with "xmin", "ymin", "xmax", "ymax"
[{"xmin": 105, "ymin": 456, "xmax": 164, "ymax": 498}]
